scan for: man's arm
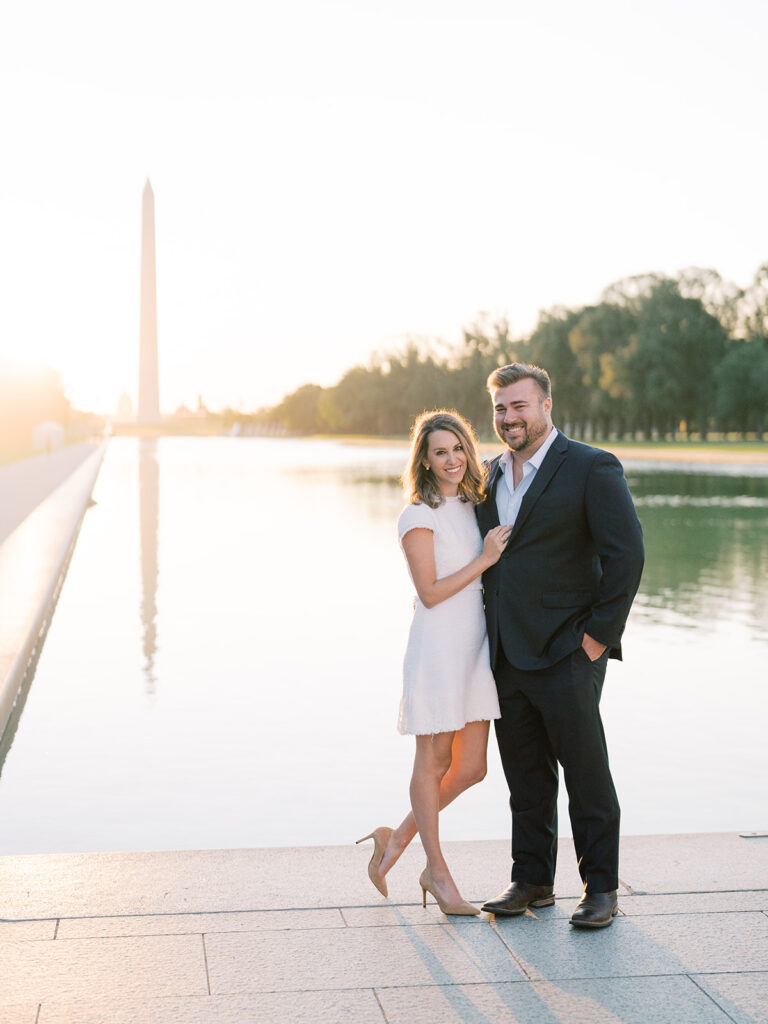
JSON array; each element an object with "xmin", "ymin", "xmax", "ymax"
[{"xmin": 582, "ymin": 452, "xmax": 645, "ymax": 653}]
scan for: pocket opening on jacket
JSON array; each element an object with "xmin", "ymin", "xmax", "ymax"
[{"xmin": 541, "ymin": 590, "xmax": 593, "ymax": 608}]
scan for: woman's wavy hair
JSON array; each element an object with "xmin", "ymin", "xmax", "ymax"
[{"xmin": 403, "ymin": 409, "xmax": 486, "ymax": 508}]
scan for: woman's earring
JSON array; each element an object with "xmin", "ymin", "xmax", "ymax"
[{"xmin": 425, "ymin": 465, "xmax": 431, "ymax": 471}]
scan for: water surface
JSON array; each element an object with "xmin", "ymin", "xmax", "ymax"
[{"xmin": 0, "ymin": 437, "xmax": 765, "ymax": 854}]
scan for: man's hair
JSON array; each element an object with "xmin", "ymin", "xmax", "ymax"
[{"xmin": 486, "ymin": 362, "xmax": 551, "ymax": 399}]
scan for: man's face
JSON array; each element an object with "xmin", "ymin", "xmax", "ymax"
[{"xmin": 492, "ymin": 378, "xmax": 552, "ymax": 454}]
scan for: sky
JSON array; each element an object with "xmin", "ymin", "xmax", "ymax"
[{"xmin": 1, "ymin": 0, "xmax": 767, "ymax": 415}]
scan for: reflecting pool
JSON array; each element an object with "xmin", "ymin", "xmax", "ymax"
[{"xmin": 0, "ymin": 437, "xmax": 765, "ymax": 854}]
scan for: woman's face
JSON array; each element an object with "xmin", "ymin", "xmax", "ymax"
[{"xmin": 423, "ymin": 429, "xmax": 467, "ymax": 496}]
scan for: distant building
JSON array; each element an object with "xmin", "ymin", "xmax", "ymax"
[
  {"xmin": 173, "ymin": 398, "xmax": 208, "ymax": 420},
  {"xmin": 32, "ymin": 421, "xmax": 65, "ymax": 452},
  {"xmin": 115, "ymin": 392, "xmax": 135, "ymax": 422}
]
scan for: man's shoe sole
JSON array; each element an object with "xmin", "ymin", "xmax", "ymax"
[
  {"xmin": 569, "ymin": 908, "xmax": 618, "ymax": 929},
  {"xmin": 482, "ymin": 895, "xmax": 555, "ymax": 916}
]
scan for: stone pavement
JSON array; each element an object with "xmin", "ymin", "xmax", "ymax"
[
  {"xmin": 1, "ymin": 832, "xmax": 766, "ymax": 1022},
  {"xmin": 0, "ymin": 444, "xmax": 99, "ymax": 545}
]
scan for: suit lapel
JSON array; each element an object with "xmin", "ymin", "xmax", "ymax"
[
  {"xmin": 479, "ymin": 456, "xmax": 502, "ymax": 530},
  {"xmin": 508, "ymin": 430, "xmax": 568, "ymax": 541}
]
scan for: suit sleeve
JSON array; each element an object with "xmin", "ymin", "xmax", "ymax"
[{"xmin": 583, "ymin": 452, "xmax": 645, "ymax": 649}]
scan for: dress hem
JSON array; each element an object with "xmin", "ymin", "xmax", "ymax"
[{"xmin": 398, "ymin": 713, "xmax": 500, "ymax": 737}]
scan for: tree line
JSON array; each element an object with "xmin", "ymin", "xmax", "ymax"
[
  {"xmin": 0, "ymin": 362, "xmax": 73, "ymax": 460},
  {"xmin": 254, "ymin": 265, "xmax": 768, "ymax": 441}
]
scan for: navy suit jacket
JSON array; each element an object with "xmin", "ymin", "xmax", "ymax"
[{"xmin": 476, "ymin": 431, "xmax": 645, "ymax": 671}]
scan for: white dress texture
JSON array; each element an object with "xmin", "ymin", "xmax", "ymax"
[{"xmin": 397, "ymin": 497, "xmax": 501, "ymax": 735}]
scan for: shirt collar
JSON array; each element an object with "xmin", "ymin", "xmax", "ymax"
[{"xmin": 500, "ymin": 426, "xmax": 559, "ymax": 473}]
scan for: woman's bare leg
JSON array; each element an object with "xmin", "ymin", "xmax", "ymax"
[
  {"xmin": 379, "ymin": 720, "xmax": 490, "ymax": 879},
  {"xmin": 408, "ymin": 730, "xmax": 462, "ymax": 903}
]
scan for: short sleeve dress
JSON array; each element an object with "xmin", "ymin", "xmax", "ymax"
[{"xmin": 397, "ymin": 498, "xmax": 501, "ymax": 735}]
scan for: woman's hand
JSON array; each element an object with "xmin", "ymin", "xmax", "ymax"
[
  {"xmin": 483, "ymin": 525, "xmax": 512, "ymax": 565},
  {"xmin": 402, "ymin": 521, "xmax": 512, "ymax": 609}
]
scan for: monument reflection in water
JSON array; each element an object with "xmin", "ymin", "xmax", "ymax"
[
  {"xmin": 139, "ymin": 439, "xmax": 159, "ymax": 693},
  {"xmin": 0, "ymin": 437, "xmax": 765, "ymax": 855}
]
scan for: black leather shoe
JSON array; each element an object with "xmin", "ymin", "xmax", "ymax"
[
  {"xmin": 481, "ymin": 881, "xmax": 555, "ymax": 916},
  {"xmin": 569, "ymin": 890, "xmax": 618, "ymax": 928}
]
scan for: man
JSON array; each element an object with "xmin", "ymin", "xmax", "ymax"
[{"xmin": 477, "ymin": 363, "xmax": 644, "ymax": 928}]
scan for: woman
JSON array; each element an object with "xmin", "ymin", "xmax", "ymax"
[{"xmin": 358, "ymin": 410, "xmax": 510, "ymax": 915}]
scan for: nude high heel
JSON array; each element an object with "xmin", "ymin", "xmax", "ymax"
[
  {"xmin": 356, "ymin": 827, "xmax": 393, "ymax": 897},
  {"xmin": 419, "ymin": 866, "xmax": 480, "ymax": 916}
]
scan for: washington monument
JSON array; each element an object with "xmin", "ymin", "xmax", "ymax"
[{"xmin": 138, "ymin": 179, "xmax": 160, "ymax": 422}]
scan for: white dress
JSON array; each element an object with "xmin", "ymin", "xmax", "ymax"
[{"xmin": 397, "ymin": 497, "xmax": 501, "ymax": 735}]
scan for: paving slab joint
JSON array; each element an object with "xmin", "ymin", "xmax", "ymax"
[
  {"xmin": 487, "ymin": 918, "xmax": 533, "ymax": 979},
  {"xmin": 686, "ymin": 972, "xmax": 740, "ymax": 1021},
  {"xmin": 372, "ymin": 988, "xmax": 390, "ymax": 1022},
  {"xmin": 201, "ymin": 933, "xmax": 212, "ymax": 995}
]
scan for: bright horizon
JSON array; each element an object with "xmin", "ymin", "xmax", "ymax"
[{"xmin": 1, "ymin": 0, "xmax": 767, "ymax": 415}]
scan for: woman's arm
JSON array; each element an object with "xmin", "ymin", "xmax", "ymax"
[{"xmin": 402, "ymin": 525, "xmax": 511, "ymax": 609}]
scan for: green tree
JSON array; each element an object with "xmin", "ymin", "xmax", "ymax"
[
  {"xmin": 0, "ymin": 362, "xmax": 71, "ymax": 445},
  {"xmin": 742, "ymin": 263, "xmax": 768, "ymax": 341},
  {"xmin": 318, "ymin": 366, "xmax": 384, "ymax": 434},
  {"xmin": 272, "ymin": 383, "xmax": 327, "ymax": 434},
  {"xmin": 251, "ymin": 260, "xmax": 768, "ymax": 442},
  {"xmin": 527, "ymin": 308, "xmax": 585, "ymax": 435},
  {"xmin": 612, "ymin": 279, "xmax": 727, "ymax": 438},
  {"xmin": 676, "ymin": 267, "xmax": 743, "ymax": 339},
  {"xmin": 637, "ymin": 282, "xmax": 725, "ymax": 437},
  {"xmin": 715, "ymin": 340, "xmax": 768, "ymax": 439},
  {"xmin": 378, "ymin": 344, "xmax": 451, "ymax": 434},
  {"xmin": 567, "ymin": 303, "xmax": 637, "ymax": 438},
  {"xmin": 601, "ymin": 273, "xmax": 664, "ymax": 310},
  {"xmin": 445, "ymin": 316, "xmax": 520, "ymax": 434}
]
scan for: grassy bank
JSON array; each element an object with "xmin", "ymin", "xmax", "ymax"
[{"xmin": 323, "ymin": 433, "xmax": 768, "ymax": 452}]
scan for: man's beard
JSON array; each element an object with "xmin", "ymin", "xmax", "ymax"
[{"xmin": 496, "ymin": 414, "xmax": 548, "ymax": 453}]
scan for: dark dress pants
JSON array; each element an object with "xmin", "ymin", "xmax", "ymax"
[{"xmin": 493, "ymin": 644, "xmax": 620, "ymax": 893}]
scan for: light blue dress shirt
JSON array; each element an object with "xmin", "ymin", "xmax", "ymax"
[{"xmin": 495, "ymin": 427, "xmax": 559, "ymax": 526}]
